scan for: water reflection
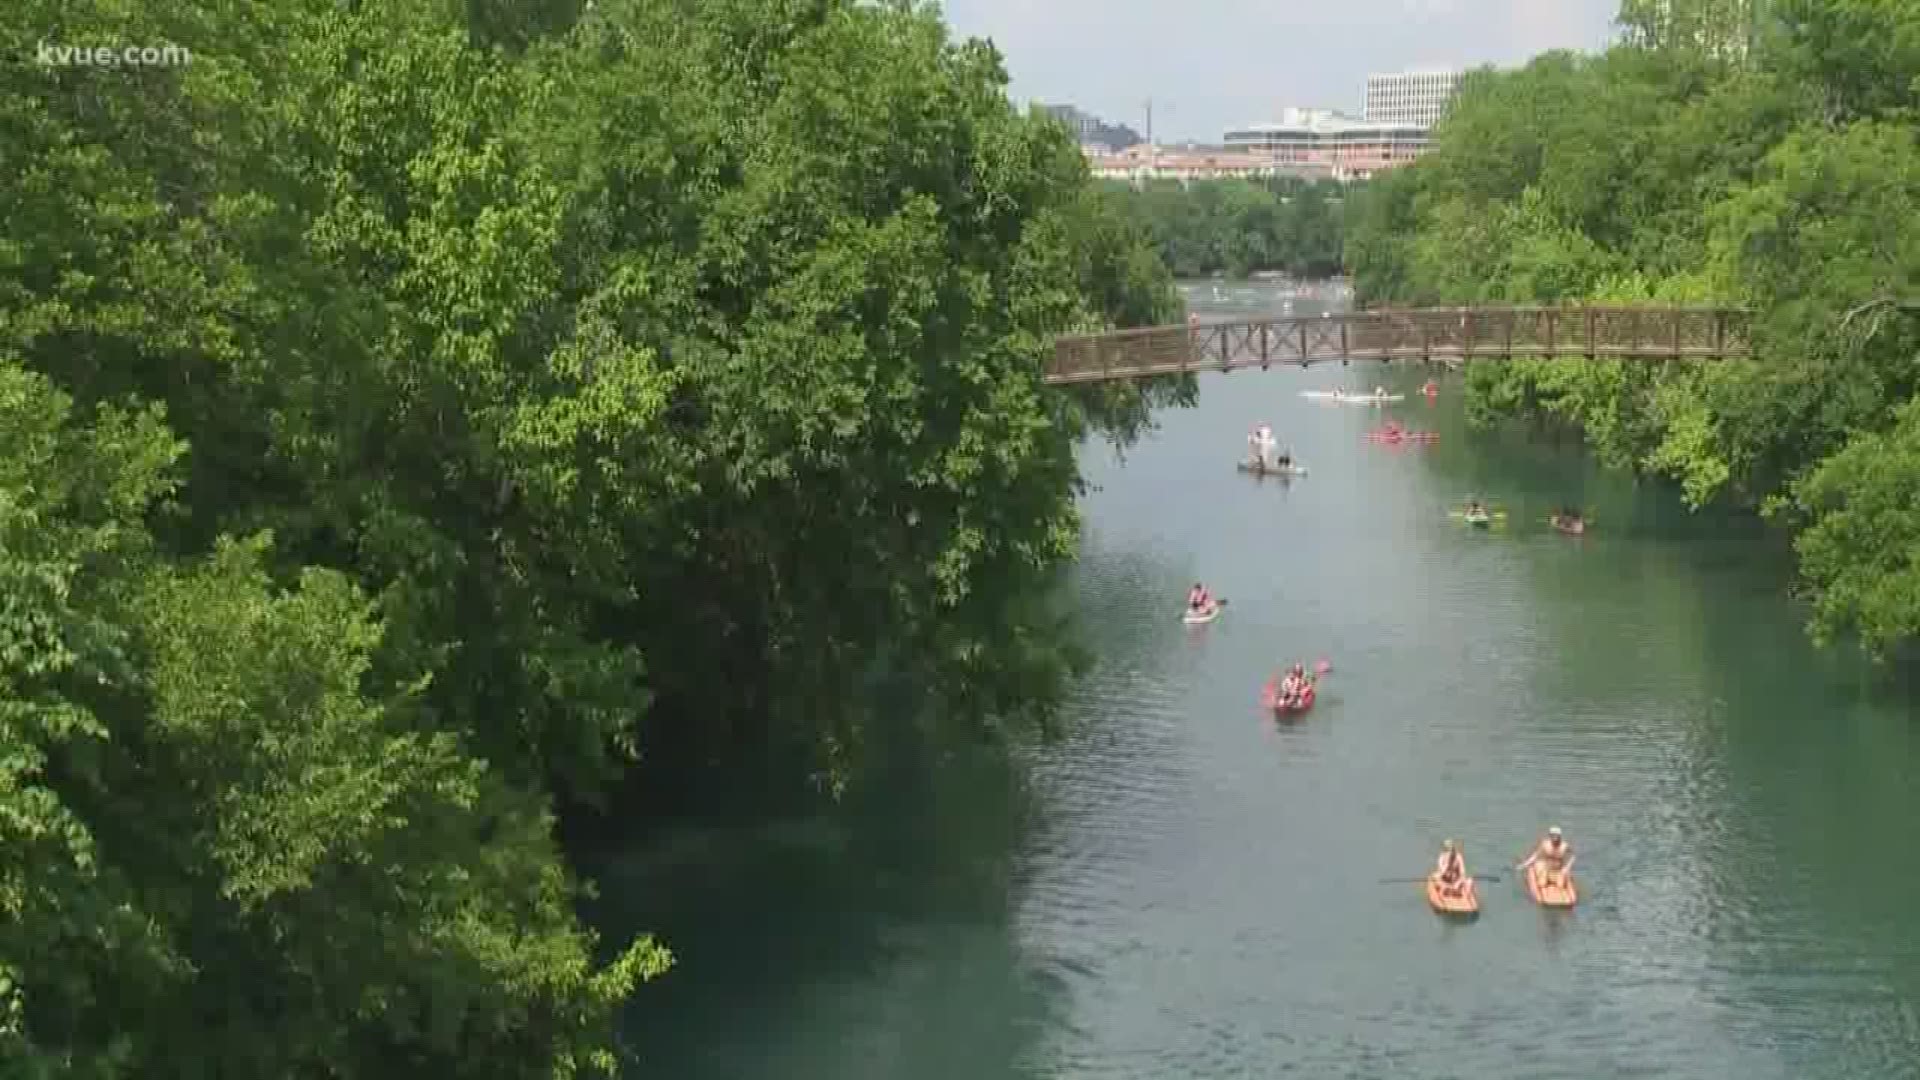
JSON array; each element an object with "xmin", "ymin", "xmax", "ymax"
[
  {"xmin": 597, "ymin": 279, "xmax": 1920, "ymax": 1080},
  {"xmin": 594, "ymin": 736, "xmax": 1065, "ymax": 1080}
]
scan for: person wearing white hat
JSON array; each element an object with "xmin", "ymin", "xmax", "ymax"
[{"xmin": 1517, "ymin": 826, "xmax": 1575, "ymax": 888}]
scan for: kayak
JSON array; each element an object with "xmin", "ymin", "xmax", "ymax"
[
  {"xmin": 1464, "ymin": 512, "xmax": 1492, "ymax": 529},
  {"xmin": 1550, "ymin": 516, "xmax": 1587, "ymax": 536},
  {"xmin": 1237, "ymin": 458, "xmax": 1308, "ymax": 477},
  {"xmin": 1524, "ymin": 863, "xmax": 1578, "ymax": 908},
  {"xmin": 1367, "ymin": 431, "xmax": 1437, "ymax": 442},
  {"xmin": 1302, "ymin": 390, "xmax": 1404, "ymax": 404},
  {"xmin": 1183, "ymin": 603, "xmax": 1222, "ymax": 625},
  {"xmin": 1262, "ymin": 679, "xmax": 1316, "ymax": 715},
  {"xmin": 1426, "ymin": 874, "xmax": 1480, "ymax": 917}
]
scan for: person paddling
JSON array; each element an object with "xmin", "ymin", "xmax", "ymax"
[
  {"xmin": 1276, "ymin": 662, "xmax": 1312, "ymax": 707},
  {"xmin": 1516, "ymin": 826, "xmax": 1574, "ymax": 888},
  {"xmin": 1187, "ymin": 582, "xmax": 1212, "ymax": 613},
  {"xmin": 1433, "ymin": 839, "xmax": 1473, "ymax": 899}
]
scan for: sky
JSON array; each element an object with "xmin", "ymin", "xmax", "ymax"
[{"xmin": 935, "ymin": 0, "xmax": 1623, "ymax": 141}]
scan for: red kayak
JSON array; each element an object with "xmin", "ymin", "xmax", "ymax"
[
  {"xmin": 1367, "ymin": 431, "xmax": 1438, "ymax": 443},
  {"xmin": 1261, "ymin": 678, "xmax": 1317, "ymax": 715}
]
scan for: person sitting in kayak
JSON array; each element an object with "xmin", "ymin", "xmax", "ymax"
[
  {"xmin": 1433, "ymin": 839, "xmax": 1471, "ymax": 897},
  {"xmin": 1187, "ymin": 583, "xmax": 1212, "ymax": 613},
  {"xmin": 1373, "ymin": 385, "xmax": 1386, "ymax": 399},
  {"xmin": 1383, "ymin": 419, "xmax": 1404, "ymax": 436},
  {"xmin": 1517, "ymin": 826, "xmax": 1574, "ymax": 887},
  {"xmin": 1276, "ymin": 663, "xmax": 1311, "ymax": 706},
  {"xmin": 1466, "ymin": 498, "xmax": 1486, "ymax": 515}
]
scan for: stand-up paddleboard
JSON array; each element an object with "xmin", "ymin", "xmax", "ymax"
[
  {"xmin": 1236, "ymin": 458, "xmax": 1308, "ymax": 477},
  {"xmin": 1301, "ymin": 390, "xmax": 1405, "ymax": 404}
]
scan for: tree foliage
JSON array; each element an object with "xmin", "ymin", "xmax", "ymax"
[
  {"xmin": 1100, "ymin": 177, "xmax": 1346, "ymax": 278},
  {"xmin": 1346, "ymin": 0, "xmax": 1920, "ymax": 655},
  {"xmin": 1, "ymin": 0, "xmax": 1178, "ymax": 1072}
]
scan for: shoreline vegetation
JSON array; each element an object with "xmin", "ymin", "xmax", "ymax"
[
  {"xmin": 1, "ymin": 0, "xmax": 1187, "ymax": 1075},
  {"xmin": 1098, "ymin": 177, "xmax": 1346, "ymax": 280},
  {"xmin": 1345, "ymin": 0, "xmax": 1920, "ymax": 658}
]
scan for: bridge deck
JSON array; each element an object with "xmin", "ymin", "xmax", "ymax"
[{"xmin": 1048, "ymin": 305, "xmax": 1752, "ymax": 385}]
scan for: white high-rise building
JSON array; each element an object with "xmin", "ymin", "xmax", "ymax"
[{"xmin": 1364, "ymin": 70, "xmax": 1462, "ymax": 128}]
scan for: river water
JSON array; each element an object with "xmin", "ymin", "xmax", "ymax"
[{"xmin": 601, "ymin": 281, "xmax": 1920, "ymax": 1079}]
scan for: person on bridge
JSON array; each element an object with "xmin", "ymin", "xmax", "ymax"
[
  {"xmin": 1517, "ymin": 827, "xmax": 1575, "ymax": 888},
  {"xmin": 1187, "ymin": 582, "xmax": 1212, "ymax": 613},
  {"xmin": 1433, "ymin": 840, "xmax": 1473, "ymax": 899}
]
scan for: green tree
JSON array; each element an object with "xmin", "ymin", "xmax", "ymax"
[{"xmin": 1343, "ymin": 0, "xmax": 1920, "ymax": 654}]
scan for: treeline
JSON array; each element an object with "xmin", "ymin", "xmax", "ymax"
[
  {"xmin": 1101, "ymin": 178, "xmax": 1346, "ymax": 278},
  {"xmin": 1346, "ymin": 0, "xmax": 1920, "ymax": 656},
  {"xmin": 0, "ymin": 0, "xmax": 1181, "ymax": 1075}
]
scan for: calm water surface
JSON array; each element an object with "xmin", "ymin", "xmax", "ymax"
[{"xmin": 601, "ymin": 282, "xmax": 1920, "ymax": 1079}]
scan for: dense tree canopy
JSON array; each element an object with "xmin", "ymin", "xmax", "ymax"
[
  {"xmin": 1, "ymin": 0, "xmax": 1181, "ymax": 1074},
  {"xmin": 1345, "ymin": 0, "xmax": 1920, "ymax": 657},
  {"xmin": 1101, "ymin": 178, "xmax": 1346, "ymax": 279}
]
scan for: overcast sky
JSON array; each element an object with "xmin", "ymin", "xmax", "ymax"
[{"xmin": 935, "ymin": 0, "xmax": 1623, "ymax": 141}]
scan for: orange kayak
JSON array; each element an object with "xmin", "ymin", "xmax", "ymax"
[
  {"xmin": 1525, "ymin": 863, "xmax": 1577, "ymax": 908},
  {"xmin": 1426, "ymin": 874, "xmax": 1479, "ymax": 916}
]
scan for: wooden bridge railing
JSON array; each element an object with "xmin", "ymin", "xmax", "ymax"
[{"xmin": 1047, "ymin": 305, "xmax": 1752, "ymax": 385}]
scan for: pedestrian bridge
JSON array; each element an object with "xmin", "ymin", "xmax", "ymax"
[{"xmin": 1047, "ymin": 305, "xmax": 1752, "ymax": 385}]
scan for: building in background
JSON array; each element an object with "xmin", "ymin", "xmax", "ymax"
[
  {"xmin": 1363, "ymin": 69, "xmax": 1462, "ymax": 128},
  {"xmin": 1083, "ymin": 142, "xmax": 1336, "ymax": 186},
  {"xmin": 1222, "ymin": 108, "xmax": 1427, "ymax": 182},
  {"xmin": 1039, "ymin": 104, "xmax": 1142, "ymax": 153}
]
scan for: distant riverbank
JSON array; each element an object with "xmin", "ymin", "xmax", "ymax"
[{"xmin": 1103, "ymin": 177, "xmax": 1344, "ymax": 280}]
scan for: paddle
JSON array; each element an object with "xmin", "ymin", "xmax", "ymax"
[{"xmin": 1381, "ymin": 874, "xmax": 1502, "ymax": 884}]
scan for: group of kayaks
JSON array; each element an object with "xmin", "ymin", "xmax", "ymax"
[
  {"xmin": 1300, "ymin": 388, "xmax": 1405, "ymax": 404},
  {"xmin": 1451, "ymin": 503, "xmax": 1590, "ymax": 535},
  {"xmin": 1427, "ymin": 861, "xmax": 1578, "ymax": 917}
]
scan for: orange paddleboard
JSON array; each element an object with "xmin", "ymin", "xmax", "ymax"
[
  {"xmin": 1525, "ymin": 862, "xmax": 1577, "ymax": 908},
  {"xmin": 1426, "ymin": 874, "xmax": 1479, "ymax": 916}
]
